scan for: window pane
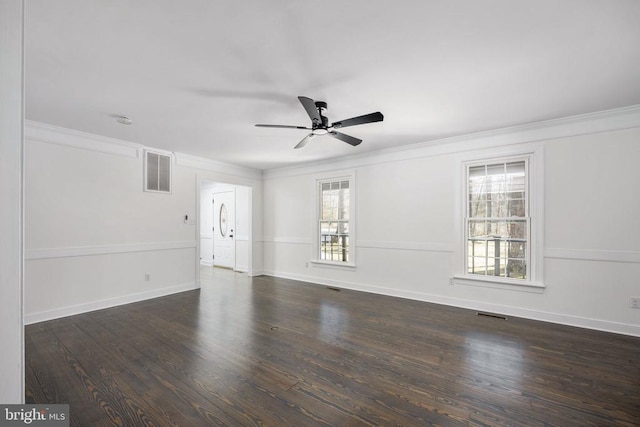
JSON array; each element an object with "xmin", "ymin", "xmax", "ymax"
[
  {"xmin": 320, "ymin": 221, "xmax": 335, "ymax": 234},
  {"xmin": 468, "ymin": 220, "xmax": 486, "ymax": 238},
  {"xmin": 508, "ymin": 221, "xmax": 527, "ymax": 239},
  {"xmin": 321, "ymin": 190, "xmax": 337, "ymax": 220},
  {"xmin": 340, "ymin": 188, "xmax": 349, "ymax": 220},
  {"xmin": 469, "ymin": 201, "xmax": 485, "ymax": 217},
  {"xmin": 486, "ymin": 163, "xmax": 505, "ymax": 177},
  {"xmin": 489, "ymin": 200, "xmax": 508, "ymax": 218},
  {"xmin": 507, "ymin": 161, "xmax": 525, "ymax": 177},
  {"xmin": 469, "ymin": 165, "xmax": 485, "ymax": 179},
  {"xmin": 508, "ymin": 241, "xmax": 526, "ymax": 259},
  {"xmin": 507, "ymin": 191, "xmax": 524, "ymax": 200},
  {"xmin": 507, "ymin": 199, "xmax": 525, "ymax": 217},
  {"xmin": 507, "ymin": 260, "xmax": 526, "ymax": 279},
  {"xmin": 469, "ymin": 257, "xmax": 488, "ymax": 275},
  {"xmin": 471, "ymin": 240, "xmax": 486, "ymax": 259}
]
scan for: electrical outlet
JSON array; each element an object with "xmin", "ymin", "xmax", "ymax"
[
  {"xmin": 145, "ymin": 273, "xmax": 151, "ymax": 281},
  {"xmin": 631, "ymin": 297, "xmax": 640, "ymax": 309}
]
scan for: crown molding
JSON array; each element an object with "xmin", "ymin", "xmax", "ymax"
[
  {"xmin": 263, "ymin": 104, "xmax": 640, "ymax": 179},
  {"xmin": 25, "ymin": 121, "xmax": 143, "ymax": 158},
  {"xmin": 24, "ymin": 121, "xmax": 262, "ymax": 180},
  {"xmin": 174, "ymin": 152, "xmax": 262, "ymax": 181}
]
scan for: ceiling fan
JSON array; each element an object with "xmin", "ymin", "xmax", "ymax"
[{"xmin": 255, "ymin": 96, "xmax": 384, "ymax": 149}]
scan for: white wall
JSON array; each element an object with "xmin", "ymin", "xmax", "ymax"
[
  {"xmin": 262, "ymin": 107, "xmax": 640, "ymax": 336},
  {"xmin": 199, "ymin": 181, "xmax": 217, "ymax": 266},
  {"xmin": 235, "ymin": 185, "xmax": 251, "ymax": 272},
  {"xmin": 21, "ymin": 106, "xmax": 639, "ymax": 338},
  {"xmin": 0, "ymin": 0, "xmax": 25, "ymax": 403},
  {"xmin": 24, "ymin": 123, "xmax": 262, "ymax": 323}
]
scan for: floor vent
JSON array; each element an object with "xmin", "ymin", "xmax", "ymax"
[
  {"xmin": 326, "ymin": 287, "xmax": 341, "ymax": 292},
  {"xmin": 476, "ymin": 311, "xmax": 508, "ymax": 320}
]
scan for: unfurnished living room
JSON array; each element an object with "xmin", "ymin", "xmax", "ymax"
[{"xmin": 1, "ymin": 1, "xmax": 640, "ymax": 426}]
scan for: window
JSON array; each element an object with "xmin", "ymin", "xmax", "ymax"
[
  {"xmin": 466, "ymin": 159, "xmax": 528, "ymax": 279},
  {"xmin": 456, "ymin": 148, "xmax": 544, "ymax": 289},
  {"xmin": 219, "ymin": 203, "xmax": 228, "ymax": 237},
  {"xmin": 144, "ymin": 150, "xmax": 171, "ymax": 193},
  {"xmin": 316, "ymin": 175, "xmax": 354, "ymax": 265}
]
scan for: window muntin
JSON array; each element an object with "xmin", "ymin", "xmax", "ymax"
[
  {"xmin": 466, "ymin": 160, "xmax": 529, "ymax": 279},
  {"xmin": 319, "ymin": 179, "xmax": 350, "ymax": 262}
]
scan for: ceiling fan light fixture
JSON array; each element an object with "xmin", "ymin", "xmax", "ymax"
[{"xmin": 312, "ymin": 128, "xmax": 329, "ymax": 136}]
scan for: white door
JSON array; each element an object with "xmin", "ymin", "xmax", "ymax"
[{"xmin": 213, "ymin": 190, "xmax": 235, "ymax": 269}]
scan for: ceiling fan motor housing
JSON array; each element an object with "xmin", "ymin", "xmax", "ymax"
[{"xmin": 314, "ymin": 101, "xmax": 329, "ymax": 128}]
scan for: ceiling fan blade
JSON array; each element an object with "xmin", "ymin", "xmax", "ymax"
[
  {"xmin": 332, "ymin": 111, "xmax": 384, "ymax": 129},
  {"xmin": 294, "ymin": 133, "xmax": 314, "ymax": 149},
  {"xmin": 329, "ymin": 131, "xmax": 362, "ymax": 146},
  {"xmin": 255, "ymin": 124, "xmax": 311, "ymax": 130},
  {"xmin": 298, "ymin": 96, "xmax": 322, "ymax": 125}
]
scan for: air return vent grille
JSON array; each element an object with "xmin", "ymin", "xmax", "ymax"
[{"xmin": 144, "ymin": 150, "xmax": 171, "ymax": 193}]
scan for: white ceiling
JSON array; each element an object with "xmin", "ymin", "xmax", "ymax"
[{"xmin": 25, "ymin": 0, "xmax": 640, "ymax": 170}]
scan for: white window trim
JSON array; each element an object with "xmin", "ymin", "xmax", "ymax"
[
  {"xmin": 143, "ymin": 149, "xmax": 173, "ymax": 194},
  {"xmin": 453, "ymin": 145, "xmax": 545, "ymax": 290},
  {"xmin": 311, "ymin": 170, "xmax": 356, "ymax": 268}
]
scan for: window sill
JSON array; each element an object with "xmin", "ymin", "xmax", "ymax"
[
  {"xmin": 310, "ymin": 260, "xmax": 356, "ymax": 270},
  {"xmin": 452, "ymin": 274, "xmax": 545, "ymax": 293}
]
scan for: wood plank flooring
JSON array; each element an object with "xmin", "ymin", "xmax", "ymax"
[{"xmin": 25, "ymin": 268, "xmax": 640, "ymax": 426}]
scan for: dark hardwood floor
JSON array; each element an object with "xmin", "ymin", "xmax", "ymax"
[{"xmin": 26, "ymin": 268, "xmax": 640, "ymax": 426}]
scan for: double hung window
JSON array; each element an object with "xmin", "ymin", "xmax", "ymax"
[
  {"xmin": 465, "ymin": 158, "xmax": 530, "ymax": 281},
  {"xmin": 317, "ymin": 177, "xmax": 353, "ymax": 264}
]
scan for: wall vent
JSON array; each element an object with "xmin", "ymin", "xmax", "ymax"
[
  {"xmin": 144, "ymin": 150, "xmax": 171, "ymax": 193},
  {"xmin": 476, "ymin": 312, "xmax": 508, "ymax": 320}
]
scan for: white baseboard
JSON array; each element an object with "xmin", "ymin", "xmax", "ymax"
[
  {"xmin": 24, "ymin": 281, "xmax": 199, "ymax": 325},
  {"xmin": 200, "ymin": 259, "xmax": 214, "ymax": 267},
  {"xmin": 248, "ymin": 269, "xmax": 265, "ymax": 277},
  {"xmin": 234, "ymin": 264, "xmax": 249, "ymax": 273},
  {"xmin": 262, "ymin": 269, "xmax": 640, "ymax": 337}
]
